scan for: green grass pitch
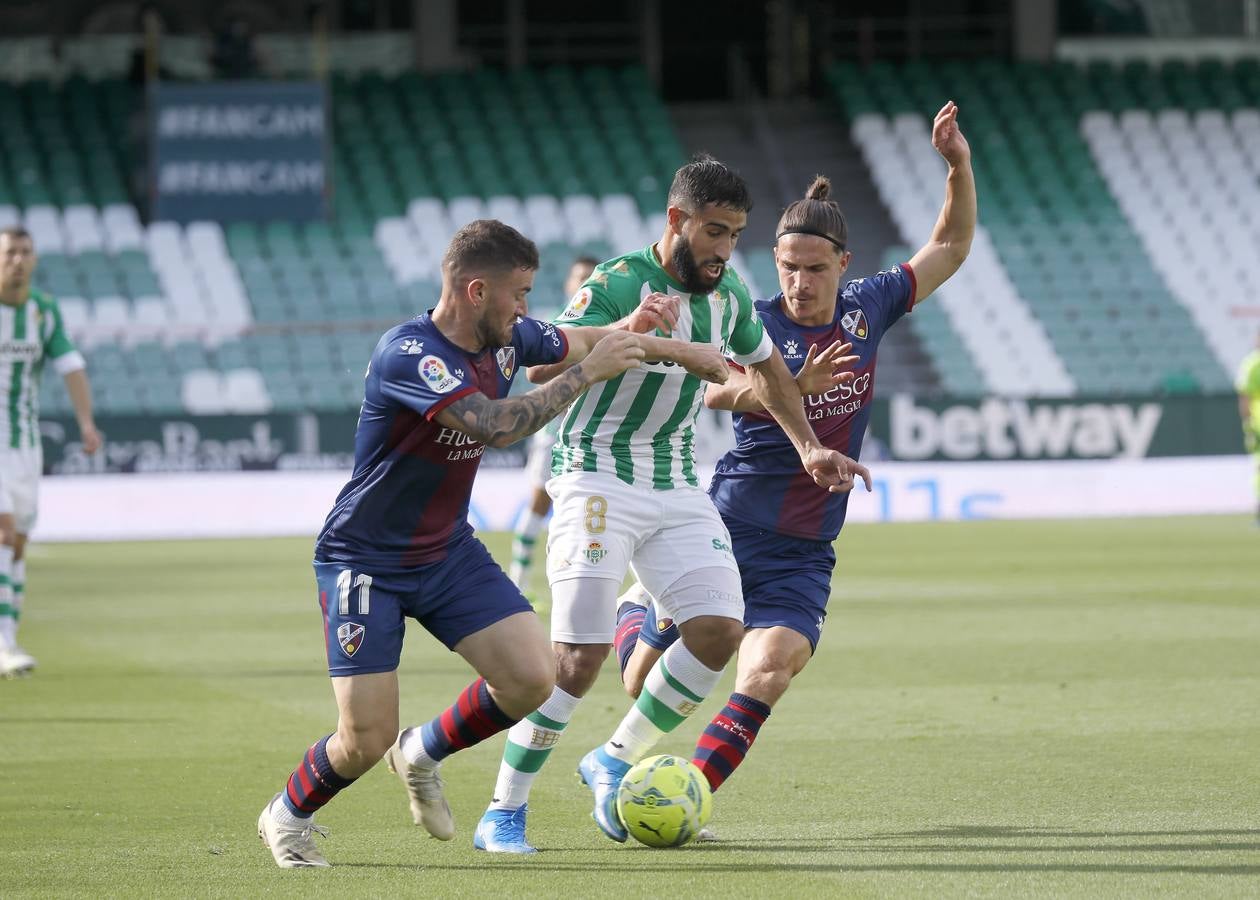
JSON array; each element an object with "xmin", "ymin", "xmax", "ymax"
[{"xmin": 2, "ymin": 516, "xmax": 1258, "ymax": 898}]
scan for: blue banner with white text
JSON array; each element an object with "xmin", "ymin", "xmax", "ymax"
[{"xmin": 150, "ymin": 82, "xmax": 328, "ymax": 222}]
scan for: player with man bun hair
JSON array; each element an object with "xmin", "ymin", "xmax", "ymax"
[{"xmin": 615, "ymin": 101, "xmax": 977, "ymax": 815}]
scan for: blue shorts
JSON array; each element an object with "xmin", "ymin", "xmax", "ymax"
[
  {"xmin": 727, "ymin": 517, "xmax": 836, "ymax": 652},
  {"xmin": 314, "ymin": 535, "xmax": 532, "ymax": 677}
]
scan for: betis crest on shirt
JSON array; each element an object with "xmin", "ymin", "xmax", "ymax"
[
  {"xmin": 496, "ymin": 346, "xmax": 516, "ymax": 380},
  {"xmin": 841, "ymin": 309, "xmax": 868, "ymax": 340}
]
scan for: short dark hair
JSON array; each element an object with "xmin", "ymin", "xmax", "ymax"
[
  {"xmin": 0, "ymin": 226, "xmax": 32, "ymax": 244},
  {"xmin": 441, "ymin": 219, "xmax": 539, "ymax": 282},
  {"xmin": 667, "ymin": 155, "xmax": 752, "ymax": 214},
  {"xmin": 775, "ymin": 175, "xmax": 847, "ymax": 253},
  {"xmin": 571, "ymin": 255, "xmax": 599, "ymax": 270}
]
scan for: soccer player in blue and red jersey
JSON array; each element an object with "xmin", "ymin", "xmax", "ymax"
[
  {"xmin": 615, "ymin": 101, "xmax": 976, "ymax": 813},
  {"xmin": 256, "ymin": 219, "xmax": 729, "ymax": 868}
]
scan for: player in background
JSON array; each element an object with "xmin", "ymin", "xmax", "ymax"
[
  {"xmin": 614, "ymin": 102, "xmax": 975, "ymax": 815},
  {"xmin": 257, "ymin": 220, "xmax": 729, "ymax": 868},
  {"xmin": 0, "ymin": 227, "xmax": 101, "ymax": 678},
  {"xmin": 1236, "ymin": 330, "xmax": 1260, "ymax": 523},
  {"xmin": 471, "ymin": 157, "xmax": 869, "ymax": 853},
  {"xmin": 508, "ymin": 255, "xmax": 598, "ymax": 594}
]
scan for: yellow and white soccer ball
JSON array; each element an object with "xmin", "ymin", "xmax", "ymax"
[{"xmin": 616, "ymin": 754, "xmax": 712, "ymax": 848}]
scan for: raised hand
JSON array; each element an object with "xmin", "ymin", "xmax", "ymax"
[
  {"xmin": 931, "ymin": 100, "xmax": 970, "ymax": 167},
  {"xmin": 624, "ymin": 292, "xmax": 680, "ymax": 336},
  {"xmin": 795, "ymin": 341, "xmax": 858, "ymax": 396}
]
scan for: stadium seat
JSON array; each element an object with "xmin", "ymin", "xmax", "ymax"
[
  {"xmin": 223, "ymin": 368, "xmax": 273, "ymax": 414},
  {"xmin": 62, "ymin": 205, "xmax": 105, "ymax": 254},
  {"xmin": 180, "ymin": 369, "xmax": 227, "ymax": 415},
  {"xmin": 91, "ymin": 296, "xmax": 130, "ymax": 335},
  {"xmin": 22, "ymin": 205, "xmax": 65, "ymax": 254},
  {"xmin": 57, "ymin": 296, "xmax": 89, "ymax": 337}
]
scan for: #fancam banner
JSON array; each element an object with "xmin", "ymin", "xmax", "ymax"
[{"xmin": 150, "ymin": 82, "xmax": 328, "ymax": 222}]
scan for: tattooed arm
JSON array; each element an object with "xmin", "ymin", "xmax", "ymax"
[{"xmin": 432, "ymin": 331, "xmax": 646, "ymax": 447}]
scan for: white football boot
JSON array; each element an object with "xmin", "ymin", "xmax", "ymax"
[
  {"xmin": 384, "ymin": 737, "xmax": 455, "ymax": 840},
  {"xmin": 257, "ymin": 793, "xmax": 330, "ymax": 868},
  {"xmin": 0, "ymin": 644, "xmax": 35, "ymax": 678}
]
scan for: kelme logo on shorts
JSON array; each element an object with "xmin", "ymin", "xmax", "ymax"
[
  {"xmin": 337, "ymin": 622, "xmax": 365, "ymax": 658},
  {"xmin": 583, "ymin": 541, "xmax": 607, "ymax": 564}
]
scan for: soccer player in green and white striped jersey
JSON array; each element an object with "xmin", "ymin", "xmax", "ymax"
[
  {"xmin": 472, "ymin": 157, "xmax": 870, "ymax": 852},
  {"xmin": 0, "ymin": 226, "xmax": 101, "ymax": 678}
]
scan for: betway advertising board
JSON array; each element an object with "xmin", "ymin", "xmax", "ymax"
[
  {"xmin": 38, "ymin": 394, "xmax": 1243, "ymax": 475},
  {"xmin": 150, "ymin": 82, "xmax": 327, "ymax": 222},
  {"xmin": 871, "ymin": 394, "xmax": 1242, "ymax": 461}
]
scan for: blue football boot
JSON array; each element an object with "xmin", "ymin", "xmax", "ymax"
[
  {"xmin": 577, "ymin": 747, "xmax": 630, "ymax": 842},
  {"xmin": 473, "ymin": 804, "xmax": 537, "ymax": 854}
]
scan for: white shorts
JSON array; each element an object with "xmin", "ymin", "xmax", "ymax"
[
  {"xmin": 545, "ymin": 470, "xmax": 741, "ymax": 642},
  {"xmin": 0, "ymin": 447, "xmax": 42, "ymax": 533},
  {"xmin": 524, "ymin": 428, "xmax": 555, "ymax": 490}
]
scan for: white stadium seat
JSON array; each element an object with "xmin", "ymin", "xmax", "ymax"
[
  {"xmin": 92, "ymin": 296, "xmax": 131, "ymax": 333},
  {"xmin": 63, "ymin": 205, "xmax": 105, "ymax": 254},
  {"xmin": 222, "ymin": 368, "xmax": 273, "ymax": 414},
  {"xmin": 181, "ymin": 369, "xmax": 227, "ymax": 414},
  {"xmin": 22, "ymin": 205, "xmax": 65, "ymax": 254}
]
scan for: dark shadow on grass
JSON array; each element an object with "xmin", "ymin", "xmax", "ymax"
[
  {"xmin": 336, "ymin": 862, "xmax": 1260, "ymax": 876},
  {"xmin": 853, "ymin": 826, "xmax": 1260, "ymax": 840}
]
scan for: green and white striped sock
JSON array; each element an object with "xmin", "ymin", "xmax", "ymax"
[
  {"xmin": 0, "ymin": 546, "xmax": 13, "ymax": 647},
  {"xmin": 508, "ymin": 511, "xmax": 546, "ymax": 590},
  {"xmin": 605, "ymin": 642, "xmax": 722, "ymax": 765},
  {"xmin": 490, "ymin": 686, "xmax": 581, "ymax": 810}
]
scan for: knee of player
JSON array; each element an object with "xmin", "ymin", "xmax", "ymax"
[
  {"xmin": 679, "ymin": 616, "xmax": 744, "ymax": 670},
  {"xmin": 512, "ymin": 666, "xmax": 556, "ymax": 713},
  {"xmin": 556, "ymin": 643, "xmax": 608, "ymax": 689},
  {"xmin": 737, "ymin": 663, "xmax": 793, "ymax": 703},
  {"xmin": 337, "ymin": 720, "xmax": 397, "ymax": 766},
  {"xmin": 702, "ymin": 616, "xmax": 746, "ymax": 656}
]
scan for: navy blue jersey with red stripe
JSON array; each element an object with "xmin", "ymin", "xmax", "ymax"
[
  {"xmin": 316, "ymin": 313, "xmax": 569, "ymax": 572},
  {"xmin": 709, "ymin": 263, "xmax": 916, "ymax": 542}
]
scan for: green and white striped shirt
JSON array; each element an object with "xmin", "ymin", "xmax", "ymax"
[
  {"xmin": 0, "ymin": 289, "xmax": 84, "ymax": 450},
  {"xmin": 552, "ymin": 246, "xmax": 771, "ymax": 489}
]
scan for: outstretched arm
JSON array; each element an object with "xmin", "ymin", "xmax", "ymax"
[
  {"xmin": 434, "ymin": 331, "xmax": 645, "ymax": 448},
  {"xmin": 907, "ymin": 101, "xmax": 976, "ymax": 303},
  {"xmin": 530, "ymin": 319, "xmax": 728, "ymax": 385}
]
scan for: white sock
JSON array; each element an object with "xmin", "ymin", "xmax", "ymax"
[
  {"xmin": 606, "ymin": 641, "xmax": 722, "ymax": 765},
  {"xmin": 399, "ymin": 727, "xmax": 438, "ymax": 769},
  {"xmin": 490, "ymin": 686, "xmax": 582, "ymax": 810},
  {"xmin": 272, "ymin": 795, "xmax": 309, "ymax": 825}
]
